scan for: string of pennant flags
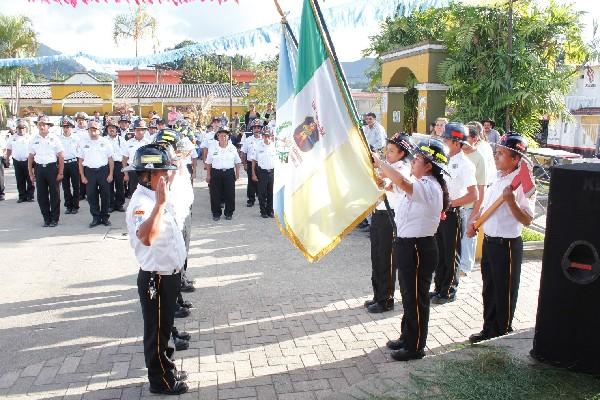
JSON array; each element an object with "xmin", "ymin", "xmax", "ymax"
[
  {"xmin": 3, "ymin": 0, "xmax": 447, "ymax": 68},
  {"xmin": 27, "ymin": 0, "xmax": 238, "ymax": 6}
]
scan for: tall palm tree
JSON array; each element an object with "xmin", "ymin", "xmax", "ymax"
[
  {"xmin": 0, "ymin": 15, "xmax": 38, "ymax": 116},
  {"xmin": 113, "ymin": 5, "xmax": 158, "ymax": 116}
]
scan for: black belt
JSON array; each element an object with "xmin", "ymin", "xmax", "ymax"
[
  {"xmin": 84, "ymin": 165, "xmax": 108, "ymax": 171},
  {"xmin": 484, "ymin": 234, "xmax": 521, "ymax": 245},
  {"xmin": 258, "ymin": 167, "xmax": 274, "ymax": 172},
  {"xmin": 37, "ymin": 162, "xmax": 56, "ymax": 168},
  {"xmin": 373, "ymin": 209, "xmax": 394, "ymax": 216},
  {"xmin": 447, "ymin": 207, "xmax": 461, "ymax": 213},
  {"xmin": 213, "ymin": 167, "xmax": 233, "ymax": 172},
  {"xmin": 65, "ymin": 158, "xmax": 78, "ymax": 163}
]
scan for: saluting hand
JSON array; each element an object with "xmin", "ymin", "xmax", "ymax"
[{"xmin": 156, "ymin": 176, "xmax": 167, "ymax": 206}]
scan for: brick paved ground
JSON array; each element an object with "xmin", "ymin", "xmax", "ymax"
[{"xmin": 0, "ymin": 168, "xmax": 542, "ymax": 400}]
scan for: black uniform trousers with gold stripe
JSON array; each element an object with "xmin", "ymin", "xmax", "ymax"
[
  {"xmin": 137, "ymin": 270, "xmax": 179, "ymax": 389},
  {"xmin": 395, "ymin": 236, "xmax": 438, "ymax": 352},
  {"xmin": 369, "ymin": 211, "xmax": 396, "ymax": 308},
  {"xmin": 481, "ymin": 235, "xmax": 523, "ymax": 338},
  {"xmin": 35, "ymin": 162, "xmax": 61, "ymax": 224},
  {"xmin": 434, "ymin": 208, "xmax": 462, "ymax": 298}
]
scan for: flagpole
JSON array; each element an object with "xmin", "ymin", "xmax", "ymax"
[
  {"xmin": 273, "ymin": 0, "xmax": 299, "ymax": 47},
  {"xmin": 311, "ymin": 0, "xmax": 397, "ymax": 238}
]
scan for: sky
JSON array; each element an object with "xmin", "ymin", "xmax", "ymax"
[{"xmin": 0, "ymin": 0, "xmax": 599, "ymax": 71}]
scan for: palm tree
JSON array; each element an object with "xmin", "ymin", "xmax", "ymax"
[
  {"xmin": 113, "ymin": 5, "xmax": 157, "ymax": 116},
  {"xmin": 0, "ymin": 15, "xmax": 38, "ymax": 116}
]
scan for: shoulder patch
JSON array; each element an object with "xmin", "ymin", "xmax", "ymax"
[{"xmin": 134, "ymin": 209, "xmax": 145, "ymax": 216}]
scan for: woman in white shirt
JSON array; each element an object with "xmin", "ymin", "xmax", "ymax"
[{"xmin": 373, "ymin": 138, "xmax": 450, "ymax": 361}]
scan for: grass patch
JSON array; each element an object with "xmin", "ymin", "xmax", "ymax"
[
  {"xmin": 399, "ymin": 348, "xmax": 600, "ymax": 400},
  {"xmin": 522, "ymin": 227, "xmax": 545, "ymax": 242}
]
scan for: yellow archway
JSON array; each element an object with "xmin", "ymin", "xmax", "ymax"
[
  {"xmin": 50, "ymin": 73, "xmax": 114, "ymax": 115},
  {"xmin": 380, "ymin": 41, "xmax": 448, "ymax": 134}
]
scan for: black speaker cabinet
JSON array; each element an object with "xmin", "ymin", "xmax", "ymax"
[{"xmin": 531, "ymin": 163, "xmax": 600, "ymax": 374}]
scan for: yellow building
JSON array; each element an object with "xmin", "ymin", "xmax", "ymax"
[{"xmin": 0, "ymin": 73, "xmax": 247, "ymax": 122}]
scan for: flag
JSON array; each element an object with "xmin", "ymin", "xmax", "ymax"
[
  {"xmin": 273, "ymin": 23, "xmax": 298, "ymax": 237},
  {"xmin": 281, "ymin": 0, "xmax": 382, "ymax": 262}
]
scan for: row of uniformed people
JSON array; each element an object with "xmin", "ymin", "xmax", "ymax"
[{"xmin": 370, "ymin": 127, "xmax": 534, "ymax": 361}]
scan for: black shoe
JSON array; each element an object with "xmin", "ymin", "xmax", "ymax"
[
  {"xmin": 26, "ymin": 198, "xmax": 35, "ymax": 202},
  {"xmin": 173, "ymin": 337, "xmax": 189, "ymax": 351},
  {"xmin": 268, "ymin": 213, "xmax": 274, "ymax": 218},
  {"xmin": 391, "ymin": 348, "xmax": 425, "ymax": 362},
  {"xmin": 469, "ymin": 331, "xmax": 493, "ymax": 343},
  {"xmin": 115, "ymin": 206, "xmax": 125, "ymax": 212},
  {"xmin": 429, "ymin": 291, "xmax": 439, "ymax": 299},
  {"xmin": 225, "ymin": 215, "xmax": 232, "ymax": 220},
  {"xmin": 364, "ymin": 299, "xmax": 376, "ymax": 308},
  {"xmin": 367, "ymin": 302, "xmax": 394, "ymax": 313},
  {"xmin": 246, "ymin": 201, "xmax": 254, "ymax": 207},
  {"xmin": 48, "ymin": 221, "xmax": 58, "ymax": 228},
  {"xmin": 386, "ymin": 338, "xmax": 405, "ymax": 350},
  {"xmin": 17, "ymin": 199, "xmax": 25, "ymax": 203},
  {"xmin": 261, "ymin": 214, "xmax": 269, "ymax": 218},
  {"xmin": 149, "ymin": 381, "xmax": 188, "ymax": 395},
  {"xmin": 431, "ymin": 294, "xmax": 456, "ymax": 304},
  {"xmin": 178, "ymin": 300, "xmax": 193, "ymax": 309},
  {"xmin": 173, "ymin": 330, "xmax": 191, "ymax": 341},
  {"xmin": 65, "ymin": 208, "xmax": 72, "ymax": 214},
  {"xmin": 181, "ymin": 281, "xmax": 195, "ymax": 293},
  {"xmin": 175, "ymin": 306, "xmax": 190, "ymax": 319},
  {"xmin": 71, "ymin": 208, "xmax": 78, "ymax": 214},
  {"xmin": 108, "ymin": 207, "xmax": 114, "ymax": 213},
  {"xmin": 89, "ymin": 219, "xmax": 101, "ymax": 228},
  {"xmin": 42, "ymin": 221, "xmax": 50, "ymax": 227},
  {"xmin": 166, "ymin": 346, "xmax": 175, "ymax": 360},
  {"xmin": 101, "ymin": 218, "xmax": 111, "ymax": 226},
  {"xmin": 213, "ymin": 216, "xmax": 221, "ymax": 221},
  {"xmin": 0, "ymin": 195, "xmax": 4, "ymax": 201},
  {"xmin": 173, "ymin": 370, "xmax": 188, "ymax": 381}
]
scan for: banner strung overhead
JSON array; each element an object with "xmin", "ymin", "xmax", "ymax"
[
  {"xmin": 1, "ymin": 0, "xmax": 447, "ymax": 68},
  {"xmin": 27, "ymin": 0, "xmax": 238, "ymax": 6}
]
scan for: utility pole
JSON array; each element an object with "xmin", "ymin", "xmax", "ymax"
[
  {"xmin": 505, "ymin": 0, "xmax": 514, "ymax": 133},
  {"xmin": 229, "ymin": 57, "xmax": 234, "ymax": 128}
]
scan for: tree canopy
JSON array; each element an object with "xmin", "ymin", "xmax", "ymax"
[{"xmin": 364, "ymin": 1, "xmax": 588, "ymax": 137}]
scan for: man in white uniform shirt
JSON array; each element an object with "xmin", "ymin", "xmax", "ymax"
[
  {"xmin": 0, "ymin": 129, "xmax": 6, "ymax": 201},
  {"xmin": 249, "ymin": 126, "xmax": 277, "ymax": 218},
  {"xmin": 363, "ymin": 112, "xmax": 387, "ymax": 152},
  {"xmin": 205, "ymin": 128, "xmax": 241, "ymax": 221},
  {"xmin": 123, "ymin": 120, "xmax": 150, "ymax": 197},
  {"xmin": 431, "ymin": 123, "xmax": 478, "ymax": 304},
  {"xmin": 28, "ymin": 115, "xmax": 65, "ymax": 227},
  {"xmin": 6, "ymin": 119, "xmax": 35, "ymax": 202},
  {"xmin": 78, "ymin": 121, "xmax": 114, "ymax": 227},
  {"xmin": 58, "ymin": 116, "xmax": 81, "ymax": 214},
  {"xmin": 241, "ymin": 119, "xmax": 264, "ymax": 207},
  {"xmin": 73, "ymin": 112, "xmax": 89, "ymax": 141},
  {"xmin": 105, "ymin": 119, "xmax": 127, "ymax": 212}
]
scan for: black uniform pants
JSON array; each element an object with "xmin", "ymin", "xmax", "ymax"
[
  {"xmin": 109, "ymin": 161, "xmax": 125, "ymax": 209},
  {"xmin": 85, "ymin": 165, "xmax": 110, "ymax": 220},
  {"xmin": 370, "ymin": 211, "xmax": 396, "ymax": 307},
  {"xmin": 434, "ymin": 209, "xmax": 462, "ymax": 298},
  {"xmin": 481, "ymin": 236, "xmax": 523, "ymax": 338},
  {"xmin": 0, "ymin": 157, "xmax": 4, "ymax": 196},
  {"xmin": 137, "ymin": 270, "xmax": 178, "ymax": 389},
  {"xmin": 127, "ymin": 171, "xmax": 140, "ymax": 197},
  {"xmin": 35, "ymin": 162, "xmax": 60, "ymax": 223},
  {"xmin": 209, "ymin": 168, "xmax": 235, "ymax": 217},
  {"xmin": 62, "ymin": 161, "xmax": 80, "ymax": 210},
  {"xmin": 13, "ymin": 160, "xmax": 35, "ymax": 201},
  {"xmin": 395, "ymin": 236, "xmax": 438, "ymax": 352},
  {"xmin": 257, "ymin": 167, "xmax": 274, "ymax": 216},
  {"xmin": 246, "ymin": 161, "xmax": 258, "ymax": 203}
]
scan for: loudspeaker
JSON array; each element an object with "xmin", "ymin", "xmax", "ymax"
[{"xmin": 531, "ymin": 163, "xmax": 600, "ymax": 374}]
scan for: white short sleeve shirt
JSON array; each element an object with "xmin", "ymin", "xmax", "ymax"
[
  {"xmin": 28, "ymin": 133, "xmax": 64, "ymax": 164},
  {"xmin": 206, "ymin": 144, "xmax": 241, "ymax": 170},
  {"xmin": 59, "ymin": 134, "xmax": 80, "ymax": 160},
  {"xmin": 376, "ymin": 160, "xmax": 411, "ymax": 211},
  {"xmin": 126, "ymin": 185, "xmax": 187, "ymax": 274},
  {"xmin": 250, "ymin": 141, "xmax": 277, "ymax": 170},
  {"xmin": 481, "ymin": 169, "xmax": 536, "ymax": 238},
  {"xmin": 124, "ymin": 137, "xmax": 149, "ymax": 161},
  {"xmin": 446, "ymin": 151, "xmax": 477, "ymax": 202},
  {"xmin": 394, "ymin": 175, "xmax": 443, "ymax": 238},
  {"xmin": 79, "ymin": 137, "xmax": 113, "ymax": 168},
  {"xmin": 6, "ymin": 134, "xmax": 31, "ymax": 161}
]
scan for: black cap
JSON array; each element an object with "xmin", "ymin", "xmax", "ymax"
[{"xmin": 124, "ymin": 143, "xmax": 178, "ymax": 172}]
